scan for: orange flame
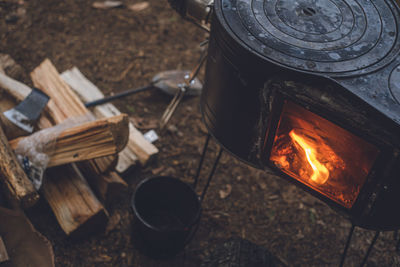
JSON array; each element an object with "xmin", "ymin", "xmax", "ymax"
[{"xmin": 289, "ymin": 130, "xmax": 329, "ymax": 185}]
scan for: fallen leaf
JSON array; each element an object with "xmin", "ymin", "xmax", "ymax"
[
  {"xmin": 219, "ymin": 184, "xmax": 232, "ymax": 199},
  {"xmin": 128, "ymin": 2, "xmax": 149, "ymax": 12},
  {"xmin": 92, "ymin": 1, "xmax": 123, "ymax": 9}
]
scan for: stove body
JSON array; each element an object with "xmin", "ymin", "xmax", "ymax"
[{"xmin": 201, "ymin": 0, "xmax": 400, "ymax": 230}]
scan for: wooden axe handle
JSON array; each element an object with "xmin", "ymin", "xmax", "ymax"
[{"xmin": 0, "ymin": 72, "xmax": 31, "ymax": 101}]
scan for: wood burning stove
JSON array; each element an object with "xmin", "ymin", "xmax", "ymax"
[{"xmin": 201, "ymin": 0, "xmax": 400, "ymax": 230}]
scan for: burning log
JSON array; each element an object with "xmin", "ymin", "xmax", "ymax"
[
  {"xmin": 9, "ymin": 114, "xmax": 129, "ymax": 168},
  {"xmin": 0, "ymin": 123, "xmax": 38, "ymax": 208},
  {"xmin": 61, "ymin": 67, "xmax": 159, "ymax": 170}
]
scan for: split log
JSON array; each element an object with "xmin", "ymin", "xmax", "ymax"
[
  {"xmin": 0, "ymin": 124, "xmax": 38, "ymax": 209},
  {"xmin": 30, "ymin": 59, "xmax": 116, "ymax": 171},
  {"xmin": 61, "ymin": 67, "xmax": 159, "ymax": 170},
  {"xmin": 43, "ymin": 165, "xmax": 108, "ymax": 238},
  {"xmin": 76, "ymin": 168, "xmax": 127, "ymax": 202},
  {"xmin": 9, "ymin": 114, "xmax": 129, "ymax": 167},
  {"xmin": 76, "ymin": 153, "xmax": 118, "ymax": 174},
  {"xmin": 30, "ymin": 59, "xmax": 109, "ymax": 236}
]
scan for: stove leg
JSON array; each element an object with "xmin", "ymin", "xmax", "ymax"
[
  {"xmin": 339, "ymin": 224, "xmax": 355, "ymax": 267},
  {"xmin": 193, "ymin": 134, "xmax": 211, "ymax": 189},
  {"xmin": 200, "ymin": 147, "xmax": 223, "ymax": 202},
  {"xmin": 359, "ymin": 231, "xmax": 380, "ymax": 267}
]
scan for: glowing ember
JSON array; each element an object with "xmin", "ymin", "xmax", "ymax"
[{"xmin": 289, "ymin": 130, "xmax": 329, "ymax": 184}]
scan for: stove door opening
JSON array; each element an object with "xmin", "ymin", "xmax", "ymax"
[{"xmin": 268, "ymin": 100, "xmax": 380, "ymax": 209}]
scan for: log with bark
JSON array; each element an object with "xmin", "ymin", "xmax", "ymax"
[
  {"xmin": 9, "ymin": 114, "xmax": 129, "ymax": 167},
  {"xmin": 61, "ymin": 66, "xmax": 159, "ymax": 171},
  {"xmin": 0, "ymin": 123, "xmax": 38, "ymax": 209}
]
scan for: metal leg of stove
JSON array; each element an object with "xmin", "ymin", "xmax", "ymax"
[
  {"xmin": 193, "ymin": 134, "xmax": 211, "ymax": 189},
  {"xmin": 159, "ymin": 47, "xmax": 208, "ymax": 129},
  {"xmin": 200, "ymin": 147, "xmax": 223, "ymax": 203},
  {"xmin": 359, "ymin": 230, "xmax": 380, "ymax": 267},
  {"xmin": 339, "ymin": 225, "xmax": 380, "ymax": 267},
  {"xmin": 339, "ymin": 224, "xmax": 355, "ymax": 267}
]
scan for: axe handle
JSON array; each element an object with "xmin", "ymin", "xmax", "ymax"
[{"xmin": 0, "ymin": 72, "xmax": 31, "ymax": 101}]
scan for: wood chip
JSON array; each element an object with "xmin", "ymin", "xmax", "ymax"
[
  {"xmin": 128, "ymin": 2, "xmax": 149, "ymax": 12},
  {"xmin": 92, "ymin": 1, "xmax": 123, "ymax": 9},
  {"xmin": 219, "ymin": 184, "xmax": 232, "ymax": 199}
]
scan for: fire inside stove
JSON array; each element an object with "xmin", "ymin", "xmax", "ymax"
[{"xmin": 269, "ymin": 100, "xmax": 380, "ymax": 209}]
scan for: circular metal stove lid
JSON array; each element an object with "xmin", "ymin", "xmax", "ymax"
[{"xmin": 218, "ymin": 0, "xmax": 400, "ymax": 77}]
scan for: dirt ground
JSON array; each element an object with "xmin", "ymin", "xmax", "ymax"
[{"xmin": 1, "ymin": 0, "xmax": 400, "ymax": 266}]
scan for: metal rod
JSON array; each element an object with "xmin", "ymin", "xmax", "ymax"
[
  {"xmin": 186, "ymin": 48, "xmax": 208, "ymax": 86},
  {"xmin": 159, "ymin": 86, "xmax": 186, "ymax": 129},
  {"xmin": 200, "ymin": 147, "xmax": 223, "ymax": 203},
  {"xmin": 185, "ymin": 16, "xmax": 210, "ymax": 32},
  {"xmin": 339, "ymin": 224, "xmax": 356, "ymax": 267},
  {"xmin": 193, "ymin": 134, "xmax": 211, "ymax": 189},
  {"xmin": 84, "ymin": 83, "xmax": 158, "ymax": 108},
  {"xmin": 360, "ymin": 231, "xmax": 380, "ymax": 267},
  {"xmin": 159, "ymin": 48, "xmax": 208, "ymax": 129}
]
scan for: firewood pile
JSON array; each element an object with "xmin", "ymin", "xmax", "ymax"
[{"xmin": 0, "ymin": 56, "xmax": 159, "ymax": 245}]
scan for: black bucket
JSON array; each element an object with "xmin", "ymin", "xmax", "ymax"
[{"xmin": 131, "ymin": 176, "xmax": 201, "ymax": 258}]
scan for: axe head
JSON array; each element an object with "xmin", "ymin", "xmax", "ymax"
[{"xmin": 3, "ymin": 88, "xmax": 49, "ymax": 133}]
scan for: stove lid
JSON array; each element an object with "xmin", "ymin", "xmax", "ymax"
[
  {"xmin": 219, "ymin": 0, "xmax": 399, "ymax": 76},
  {"xmin": 216, "ymin": 0, "xmax": 400, "ymax": 126}
]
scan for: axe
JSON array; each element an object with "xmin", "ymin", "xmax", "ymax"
[
  {"xmin": 0, "ymin": 72, "xmax": 49, "ymax": 134},
  {"xmin": 3, "ymin": 88, "xmax": 49, "ymax": 133}
]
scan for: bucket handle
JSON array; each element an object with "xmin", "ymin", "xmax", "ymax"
[{"xmin": 192, "ymin": 134, "xmax": 223, "ymax": 203}]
